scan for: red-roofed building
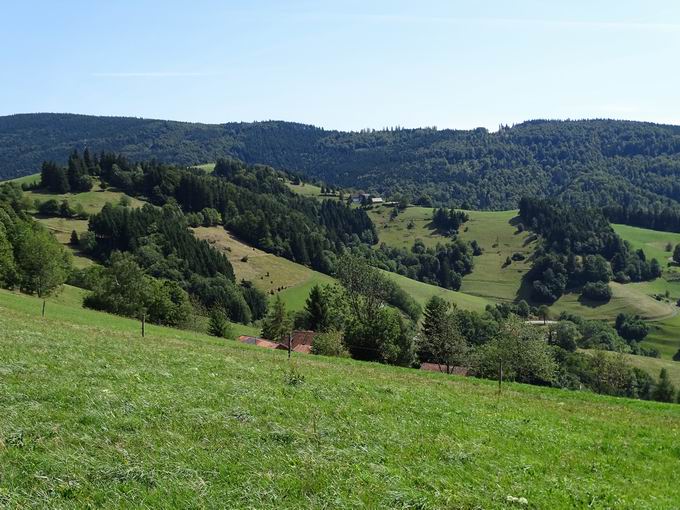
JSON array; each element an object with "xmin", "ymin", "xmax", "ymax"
[
  {"xmin": 291, "ymin": 330, "xmax": 316, "ymax": 349},
  {"xmin": 237, "ymin": 335, "xmax": 287, "ymax": 350}
]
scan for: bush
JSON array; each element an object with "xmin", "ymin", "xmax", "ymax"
[
  {"xmin": 581, "ymin": 281, "xmax": 612, "ymax": 301},
  {"xmin": 511, "ymin": 252, "xmax": 525, "ymax": 261},
  {"xmin": 311, "ymin": 331, "xmax": 350, "ymax": 358},
  {"xmin": 38, "ymin": 199, "xmax": 60, "ymax": 216}
]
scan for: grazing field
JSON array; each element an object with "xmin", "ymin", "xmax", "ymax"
[
  {"xmin": 457, "ymin": 210, "xmax": 536, "ymax": 302},
  {"xmin": 612, "ymin": 223, "xmax": 680, "ymax": 265},
  {"xmin": 195, "ymin": 226, "xmax": 491, "ymax": 314},
  {"xmin": 23, "ymin": 186, "xmax": 144, "ymax": 214},
  {"xmin": 34, "ymin": 216, "xmax": 95, "ymax": 268},
  {"xmin": 5, "ymin": 172, "xmax": 40, "ymax": 186},
  {"xmin": 1, "ymin": 289, "xmax": 680, "ymax": 508},
  {"xmin": 382, "ymin": 271, "xmax": 490, "ymax": 312},
  {"xmin": 612, "ymin": 224, "xmax": 680, "ymax": 357},
  {"xmin": 550, "ymin": 282, "xmax": 675, "ymax": 321},
  {"xmin": 644, "ymin": 313, "xmax": 680, "ymax": 359},
  {"xmin": 620, "ymin": 351, "xmax": 680, "ymax": 387},
  {"xmin": 367, "ymin": 207, "xmax": 536, "ymax": 302},
  {"xmin": 192, "ymin": 163, "xmax": 216, "ymax": 172},
  {"xmin": 367, "ymin": 205, "xmax": 448, "ymax": 249},
  {"xmin": 285, "ymin": 181, "xmax": 341, "ymax": 201},
  {"xmin": 193, "ymin": 226, "xmax": 334, "ymax": 311}
]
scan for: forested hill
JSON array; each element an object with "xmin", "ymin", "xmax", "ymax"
[{"xmin": 4, "ymin": 113, "xmax": 680, "ymax": 211}]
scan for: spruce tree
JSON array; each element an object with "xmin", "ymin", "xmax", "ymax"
[
  {"xmin": 208, "ymin": 310, "xmax": 231, "ymax": 338},
  {"xmin": 653, "ymin": 368, "xmax": 675, "ymax": 402},
  {"xmin": 261, "ymin": 295, "xmax": 290, "ymax": 343},
  {"xmin": 304, "ymin": 284, "xmax": 330, "ymax": 332},
  {"xmin": 674, "ymin": 244, "xmax": 680, "ymax": 265}
]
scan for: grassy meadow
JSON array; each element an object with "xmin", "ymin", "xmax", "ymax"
[
  {"xmin": 195, "ymin": 226, "xmax": 491, "ymax": 314},
  {"xmin": 612, "ymin": 223, "xmax": 680, "ymax": 358},
  {"xmin": 367, "ymin": 206, "xmax": 536, "ymax": 302},
  {"xmin": 24, "ymin": 186, "xmax": 145, "ymax": 215},
  {"xmin": 1, "ymin": 289, "xmax": 680, "ymax": 508},
  {"xmin": 193, "ymin": 226, "xmax": 335, "ymax": 311}
]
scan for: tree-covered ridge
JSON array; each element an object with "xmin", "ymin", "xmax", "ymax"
[
  {"xmin": 65, "ymin": 152, "xmax": 377, "ymax": 272},
  {"xmin": 5, "ymin": 114, "xmax": 680, "ymax": 219}
]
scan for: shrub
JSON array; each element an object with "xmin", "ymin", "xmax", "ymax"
[
  {"xmin": 311, "ymin": 331, "xmax": 350, "ymax": 358},
  {"xmin": 38, "ymin": 199, "xmax": 60, "ymax": 216},
  {"xmin": 581, "ymin": 281, "xmax": 612, "ymax": 301}
]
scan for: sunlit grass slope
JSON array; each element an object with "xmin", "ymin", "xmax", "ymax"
[
  {"xmin": 613, "ymin": 223, "xmax": 680, "ymax": 357},
  {"xmin": 195, "ymin": 226, "xmax": 490, "ymax": 313},
  {"xmin": 1, "ymin": 288, "xmax": 679, "ymax": 508}
]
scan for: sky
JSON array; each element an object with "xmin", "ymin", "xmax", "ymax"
[{"xmin": 2, "ymin": 0, "xmax": 680, "ymax": 131}]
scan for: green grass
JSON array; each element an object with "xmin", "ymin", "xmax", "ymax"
[
  {"xmin": 4, "ymin": 172, "xmax": 41, "ymax": 186},
  {"xmin": 612, "ymin": 224, "xmax": 680, "ymax": 265},
  {"xmin": 368, "ymin": 207, "xmax": 536, "ymax": 302},
  {"xmin": 383, "ymin": 271, "xmax": 490, "ymax": 312},
  {"xmin": 367, "ymin": 206, "xmax": 678, "ymax": 322},
  {"xmin": 34, "ymin": 216, "xmax": 96, "ymax": 268},
  {"xmin": 0, "ymin": 287, "xmax": 259, "ymax": 340},
  {"xmin": 195, "ymin": 226, "xmax": 490, "ymax": 313},
  {"xmin": 1, "ymin": 289, "xmax": 680, "ymax": 508},
  {"xmin": 620, "ymin": 351, "xmax": 680, "ymax": 387},
  {"xmin": 192, "ymin": 163, "xmax": 216, "ymax": 173},
  {"xmin": 22, "ymin": 181, "xmax": 144, "ymax": 215},
  {"xmin": 644, "ymin": 314, "xmax": 680, "ymax": 359},
  {"xmin": 194, "ymin": 226, "xmax": 334, "ymax": 311},
  {"xmin": 612, "ymin": 224, "xmax": 680, "ymax": 358},
  {"xmin": 550, "ymin": 282, "xmax": 675, "ymax": 322}
]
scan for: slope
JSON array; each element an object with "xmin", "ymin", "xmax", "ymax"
[
  {"xmin": 612, "ymin": 223, "xmax": 680, "ymax": 357},
  {"xmin": 194, "ymin": 226, "xmax": 490, "ymax": 313},
  {"xmin": 1, "ymin": 287, "xmax": 679, "ymax": 508},
  {"xmin": 367, "ymin": 205, "xmax": 674, "ymax": 321}
]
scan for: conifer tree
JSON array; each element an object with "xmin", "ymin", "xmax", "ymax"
[
  {"xmin": 304, "ymin": 284, "xmax": 330, "ymax": 332},
  {"xmin": 208, "ymin": 309, "xmax": 231, "ymax": 338},
  {"xmin": 261, "ymin": 295, "xmax": 290, "ymax": 343},
  {"xmin": 653, "ymin": 368, "xmax": 675, "ymax": 402}
]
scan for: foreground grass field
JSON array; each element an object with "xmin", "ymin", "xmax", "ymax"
[{"xmin": 1, "ymin": 290, "xmax": 680, "ymax": 508}]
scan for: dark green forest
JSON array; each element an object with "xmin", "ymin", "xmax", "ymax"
[{"xmin": 4, "ymin": 114, "xmax": 680, "ymax": 219}]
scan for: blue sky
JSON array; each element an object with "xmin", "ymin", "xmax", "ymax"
[{"xmin": 2, "ymin": 0, "xmax": 679, "ymax": 130}]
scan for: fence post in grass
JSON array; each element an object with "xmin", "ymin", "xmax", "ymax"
[
  {"xmin": 498, "ymin": 361, "xmax": 503, "ymax": 395},
  {"xmin": 141, "ymin": 313, "xmax": 146, "ymax": 338},
  {"xmin": 41, "ymin": 299, "xmax": 46, "ymax": 317},
  {"xmin": 288, "ymin": 332, "xmax": 292, "ymax": 360}
]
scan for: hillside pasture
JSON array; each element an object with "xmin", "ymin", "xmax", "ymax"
[
  {"xmin": 1, "ymin": 288, "xmax": 679, "ymax": 508},
  {"xmin": 193, "ymin": 226, "xmax": 334, "ymax": 311},
  {"xmin": 23, "ymin": 185, "xmax": 144, "ymax": 215},
  {"xmin": 35, "ymin": 217, "xmax": 95, "ymax": 268}
]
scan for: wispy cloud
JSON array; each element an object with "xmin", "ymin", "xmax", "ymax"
[
  {"xmin": 350, "ymin": 14, "xmax": 680, "ymax": 32},
  {"xmin": 92, "ymin": 71, "xmax": 217, "ymax": 78}
]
